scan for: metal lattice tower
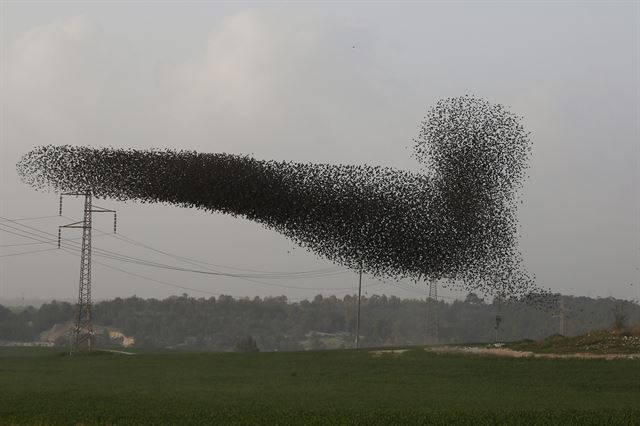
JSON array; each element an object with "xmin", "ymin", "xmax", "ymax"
[
  {"xmin": 425, "ymin": 279, "xmax": 439, "ymax": 345},
  {"xmin": 494, "ymin": 295, "xmax": 502, "ymax": 343},
  {"xmin": 552, "ymin": 296, "xmax": 571, "ymax": 336},
  {"xmin": 355, "ymin": 263, "xmax": 363, "ymax": 349},
  {"xmin": 59, "ymin": 193, "xmax": 116, "ymax": 352},
  {"xmin": 74, "ymin": 193, "xmax": 93, "ymax": 350}
]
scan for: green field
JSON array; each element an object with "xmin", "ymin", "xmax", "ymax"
[{"xmin": 1, "ymin": 347, "xmax": 639, "ymax": 425}]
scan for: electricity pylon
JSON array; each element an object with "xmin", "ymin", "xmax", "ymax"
[
  {"xmin": 425, "ymin": 279, "xmax": 439, "ymax": 345},
  {"xmin": 355, "ymin": 263, "xmax": 363, "ymax": 349},
  {"xmin": 494, "ymin": 298, "xmax": 502, "ymax": 343},
  {"xmin": 493, "ymin": 291, "xmax": 506, "ymax": 343},
  {"xmin": 58, "ymin": 193, "xmax": 116, "ymax": 351},
  {"xmin": 552, "ymin": 296, "xmax": 571, "ymax": 336}
]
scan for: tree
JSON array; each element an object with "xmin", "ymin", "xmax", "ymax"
[
  {"xmin": 464, "ymin": 293, "xmax": 485, "ymax": 305},
  {"xmin": 612, "ymin": 303, "xmax": 627, "ymax": 331},
  {"xmin": 235, "ymin": 335, "xmax": 259, "ymax": 353}
]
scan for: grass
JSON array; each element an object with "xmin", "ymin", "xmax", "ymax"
[
  {"xmin": 0, "ymin": 346, "xmax": 639, "ymax": 424},
  {"xmin": 507, "ymin": 327, "xmax": 640, "ymax": 355}
]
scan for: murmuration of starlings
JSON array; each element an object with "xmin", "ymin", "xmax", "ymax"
[{"xmin": 17, "ymin": 96, "xmax": 553, "ymax": 306}]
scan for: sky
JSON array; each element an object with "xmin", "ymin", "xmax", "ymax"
[{"xmin": 0, "ymin": 1, "xmax": 638, "ymax": 304}]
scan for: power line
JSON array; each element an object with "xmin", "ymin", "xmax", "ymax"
[
  {"xmin": 59, "ymin": 244, "xmax": 376, "ymax": 301},
  {"xmin": 0, "ymin": 215, "xmax": 61, "ymax": 223},
  {"xmin": 1, "ymin": 218, "xmax": 460, "ymax": 305},
  {"xmin": 0, "ymin": 225, "xmax": 108, "ymax": 250},
  {"xmin": 0, "ymin": 225, "xmax": 57, "ymax": 245},
  {"xmin": 90, "ymin": 221, "xmax": 346, "ymax": 276},
  {"xmin": 1, "ymin": 216, "xmax": 348, "ymax": 281},
  {"xmin": 1, "ymin": 229, "xmax": 356, "ymax": 290},
  {"xmin": 0, "ymin": 219, "xmax": 377, "ymax": 292},
  {"xmin": 1, "ymin": 240, "xmax": 66, "ymax": 248},
  {"xmin": 1, "ymin": 213, "xmax": 461, "ymax": 302},
  {"xmin": 384, "ymin": 279, "xmax": 459, "ymax": 300},
  {"xmin": 1, "ymin": 221, "xmax": 456, "ymax": 300},
  {"xmin": 63, "ymin": 215, "xmax": 350, "ymax": 279},
  {"xmin": 0, "ymin": 247, "xmax": 60, "ymax": 258},
  {"xmin": 0, "ymin": 222, "xmax": 64, "ymax": 244},
  {"xmin": 67, "ymin": 214, "xmax": 344, "ymax": 275}
]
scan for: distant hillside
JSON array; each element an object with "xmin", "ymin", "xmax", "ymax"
[
  {"xmin": 1, "ymin": 294, "xmax": 638, "ymax": 351},
  {"xmin": 507, "ymin": 326, "xmax": 640, "ymax": 355},
  {"xmin": 0, "ymin": 298, "xmax": 75, "ymax": 309}
]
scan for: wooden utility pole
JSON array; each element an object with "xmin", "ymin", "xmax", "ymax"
[{"xmin": 355, "ymin": 264, "xmax": 363, "ymax": 349}]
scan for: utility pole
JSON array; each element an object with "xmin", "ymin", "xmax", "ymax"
[
  {"xmin": 553, "ymin": 296, "xmax": 570, "ymax": 336},
  {"xmin": 425, "ymin": 279, "xmax": 439, "ymax": 345},
  {"xmin": 355, "ymin": 262, "xmax": 363, "ymax": 349},
  {"xmin": 58, "ymin": 193, "xmax": 116, "ymax": 352},
  {"xmin": 494, "ymin": 284, "xmax": 507, "ymax": 344},
  {"xmin": 494, "ymin": 302, "xmax": 502, "ymax": 343},
  {"xmin": 559, "ymin": 298, "xmax": 566, "ymax": 336}
]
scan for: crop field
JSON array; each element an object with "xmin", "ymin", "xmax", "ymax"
[{"xmin": 1, "ymin": 347, "xmax": 639, "ymax": 425}]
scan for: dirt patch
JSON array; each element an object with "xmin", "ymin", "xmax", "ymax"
[
  {"xmin": 426, "ymin": 346, "xmax": 640, "ymax": 360},
  {"xmin": 369, "ymin": 349, "xmax": 409, "ymax": 358}
]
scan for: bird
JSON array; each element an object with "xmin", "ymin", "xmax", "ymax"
[{"xmin": 16, "ymin": 96, "xmax": 548, "ymax": 303}]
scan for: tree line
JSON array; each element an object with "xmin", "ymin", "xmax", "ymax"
[{"xmin": 1, "ymin": 293, "xmax": 637, "ymax": 351}]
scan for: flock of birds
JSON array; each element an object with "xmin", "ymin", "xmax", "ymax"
[{"xmin": 17, "ymin": 96, "xmax": 553, "ymax": 306}]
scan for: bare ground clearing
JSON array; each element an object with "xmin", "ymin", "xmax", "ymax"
[{"xmin": 425, "ymin": 345, "xmax": 640, "ymax": 360}]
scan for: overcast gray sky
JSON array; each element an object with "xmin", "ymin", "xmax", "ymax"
[{"xmin": 1, "ymin": 1, "xmax": 638, "ymax": 303}]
